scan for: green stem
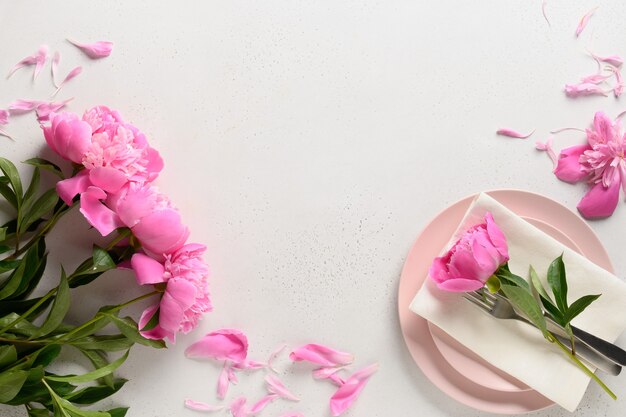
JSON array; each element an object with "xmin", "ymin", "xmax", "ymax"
[
  {"xmin": 550, "ymin": 331, "xmax": 616, "ymax": 400},
  {"xmin": 0, "ymin": 290, "xmax": 57, "ymax": 334},
  {"xmin": 8, "ymin": 203, "xmax": 71, "ymax": 260}
]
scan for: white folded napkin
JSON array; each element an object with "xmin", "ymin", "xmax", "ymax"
[{"xmin": 410, "ymin": 193, "xmax": 626, "ymax": 412}]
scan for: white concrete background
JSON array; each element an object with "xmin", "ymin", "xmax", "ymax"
[{"xmin": 1, "ymin": 1, "xmax": 626, "ymax": 416}]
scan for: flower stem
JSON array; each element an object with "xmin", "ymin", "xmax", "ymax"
[{"xmin": 550, "ymin": 331, "xmax": 616, "ymax": 400}]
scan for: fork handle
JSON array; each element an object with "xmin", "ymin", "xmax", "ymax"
[{"xmin": 543, "ymin": 316, "xmax": 626, "ymax": 367}]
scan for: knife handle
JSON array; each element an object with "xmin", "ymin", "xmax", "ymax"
[{"xmin": 571, "ymin": 325, "xmax": 626, "ymax": 367}]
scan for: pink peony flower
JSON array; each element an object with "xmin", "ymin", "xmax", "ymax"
[
  {"xmin": 554, "ymin": 112, "xmax": 626, "ymax": 218},
  {"xmin": 429, "ymin": 212, "xmax": 509, "ymax": 292},
  {"xmin": 132, "ymin": 243, "xmax": 211, "ymax": 342}
]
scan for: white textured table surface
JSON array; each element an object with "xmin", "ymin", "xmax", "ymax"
[{"xmin": 2, "ymin": 1, "xmax": 626, "ymax": 416}]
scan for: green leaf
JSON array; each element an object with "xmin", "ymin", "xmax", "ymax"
[
  {"xmin": 500, "ymin": 284, "xmax": 548, "ymax": 335},
  {"xmin": 547, "ymin": 254, "xmax": 568, "ymax": 313},
  {"xmin": 79, "ymin": 349, "xmax": 114, "ymax": 388},
  {"xmin": 104, "ymin": 313, "xmax": 166, "ymax": 349},
  {"xmin": 69, "ymin": 246, "xmax": 117, "ymax": 288},
  {"xmin": 0, "ymin": 312, "xmax": 39, "ymax": 337},
  {"xmin": 529, "ymin": 265, "xmax": 552, "ymax": 302},
  {"xmin": 0, "ymin": 226, "xmax": 6, "ymax": 241},
  {"xmin": 0, "ymin": 258, "xmax": 27, "ymax": 300},
  {"xmin": 28, "ymin": 408, "xmax": 50, "ymax": 417},
  {"xmin": 540, "ymin": 296, "xmax": 565, "ymax": 324},
  {"xmin": 0, "ymin": 369, "xmax": 29, "ymax": 402},
  {"xmin": 46, "ymin": 350, "xmax": 129, "ymax": 384},
  {"xmin": 0, "ymin": 180, "xmax": 18, "ymax": 210},
  {"xmin": 65, "ymin": 316, "xmax": 112, "ymax": 341},
  {"xmin": 107, "ymin": 408, "xmax": 128, "ymax": 417},
  {"xmin": 563, "ymin": 294, "xmax": 602, "ymax": 324},
  {"xmin": 32, "ymin": 345, "xmax": 62, "ymax": 368},
  {"xmin": 30, "ymin": 270, "xmax": 70, "ymax": 339},
  {"xmin": 22, "ymin": 167, "xmax": 41, "ymax": 213},
  {"xmin": 0, "ymin": 296, "xmax": 53, "ymax": 318},
  {"xmin": 65, "ymin": 379, "xmax": 127, "ymax": 404},
  {"xmin": 0, "ymin": 157, "xmax": 23, "ymax": 208},
  {"xmin": 71, "ymin": 335, "xmax": 134, "ymax": 351},
  {"xmin": 24, "ymin": 158, "xmax": 65, "ymax": 179},
  {"xmin": 45, "ymin": 381, "xmax": 110, "ymax": 417},
  {"xmin": 0, "ymin": 345, "xmax": 17, "ymax": 369},
  {"xmin": 496, "ymin": 270, "xmax": 529, "ymax": 290},
  {"xmin": 0, "ymin": 258, "xmax": 21, "ymax": 273},
  {"xmin": 20, "ymin": 189, "xmax": 59, "ymax": 234}
]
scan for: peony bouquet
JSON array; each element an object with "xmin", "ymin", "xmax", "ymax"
[{"xmin": 0, "ymin": 106, "xmax": 211, "ymax": 416}]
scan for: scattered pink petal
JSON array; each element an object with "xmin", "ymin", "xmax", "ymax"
[
  {"xmin": 616, "ymin": 109, "xmax": 626, "ymax": 119},
  {"xmin": 231, "ymin": 359, "xmax": 266, "ymax": 371},
  {"xmin": 313, "ymin": 366, "xmax": 347, "ymax": 381},
  {"xmin": 495, "ymin": 128, "xmax": 535, "ymax": 139},
  {"xmin": 289, "ymin": 344, "xmax": 354, "ymax": 367},
  {"xmin": 329, "ymin": 363, "xmax": 378, "ymax": 417},
  {"xmin": 267, "ymin": 343, "xmax": 287, "ymax": 373},
  {"xmin": 184, "ymin": 399, "xmax": 224, "ymax": 412},
  {"xmin": 550, "ymin": 126, "xmax": 586, "ymax": 134},
  {"xmin": 33, "ymin": 45, "xmax": 48, "ymax": 81},
  {"xmin": 250, "ymin": 395, "xmax": 279, "ymax": 414},
  {"xmin": 6, "ymin": 45, "xmax": 44, "ymax": 79},
  {"xmin": 328, "ymin": 373, "xmax": 347, "ymax": 386},
  {"xmin": 608, "ymin": 66, "xmax": 624, "ymax": 97},
  {"xmin": 8, "ymin": 99, "xmax": 44, "ymax": 115},
  {"xmin": 185, "ymin": 329, "xmax": 248, "ymax": 362},
  {"xmin": 564, "ymin": 82, "xmax": 608, "ymax": 98},
  {"xmin": 535, "ymin": 137, "xmax": 558, "ymax": 168},
  {"xmin": 0, "ymin": 128, "xmax": 15, "ymax": 141},
  {"xmin": 541, "ymin": 1, "xmax": 550, "ymax": 27},
  {"xmin": 217, "ymin": 361, "xmax": 231, "ymax": 400},
  {"xmin": 51, "ymin": 51, "xmax": 61, "ymax": 88},
  {"xmin": 0, "ymin": 110, "xmax": 9, "ymax": 125},
  {"xmin": 35, "ymin": 98, "xmax": 74, "ymax": 122},
  {"xmin": 581, "ymin": 74, "xmax": 609, "ymax": 84},
  {"xmin": 590, "ymin": 52, "xmax": 623, "ymax": 68},
  {"xmin": 230, "ymin": 397, "xmax": 249, "ymax": 417},
  {"xmin": 266, "ymin": 375, "xmax": 300, "ymax": 401},
  {"xmin": 67, "ymin": 39, "xmax": 114, "ymax": 59},
  {"xmin": 278, "ymin": 413, "xmax": 304, "ymax": 417},
  {"xmin": 52, "ymin": 66, "xmax": 82, "ymax": 97},
  {"xmin": 575, "ymin": 7, "xmax": 598, "ymax": 37}
]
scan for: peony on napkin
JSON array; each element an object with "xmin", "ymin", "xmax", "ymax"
[{"xmin": 410, "ymin": 193, "xmax": 626, "ymax": 412}]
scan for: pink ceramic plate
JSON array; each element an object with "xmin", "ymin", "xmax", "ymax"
[{"xmin": 397, "ymin": 189, "xmax": 614, "ymax": 414}]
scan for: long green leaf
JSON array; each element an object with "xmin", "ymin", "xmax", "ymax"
[
  {"xmin": 46, "ymin": 351, "xmax": 129, "ymax": 383},
  {"xmin": 497, "ymin": 270, "xmax": 529, "ymax": 290},
  {"xmin": 22, "ymin": 167, "xmax": 41, "ymax": 214},
  {"xmin": 563, "ymin": 294, "xmax": 602, "ymax": 324},
  {"xmin": 547, "ymin": 254, "xmax": 568, "ymax": 313},
  {"xmin": 24, "ymin": 158, "xmax": 65, "ymax": 179},
  {"xmin": 106, "ymin": 408, "xmax": 128, "ymax": 417},
  {"xmin": 0, "ymin": 258, "xmax": 27, "ymax": 300},
  {"xmin": 0, "ymin": 180, "xmax": 18, "ymax": 210},
  {"xmin": 0, "ymin": 345, "xmax": 17, "ymax": 368},
  {"xmin": 104, "ymin": 313, "xmax": 166, "ymax": 349},
  {"xmin": 20, "ymin": 188, "xmax": 59, "ymax": 234},
  {"xmin": 65, "ymin": 379, "xmax": 127, "ymax": 404},
  {"xmin": 500, "ymin": 284, "xmax": 548, "ymax": 335},
  {"xmin": 32, "ymin": 345, "xmax": 62, "ymax": 368},
  {"xmin": 71, "ymin": 335, "xmax": 134, "ymax": 351},
  {"xmin": 28, "ymin": 408, "xmax": 50, "ymax": 417},
  {"xmin": 30, "ymin": 270, "xmax": 70, "ymax": 339},
  {"xmin": 0, "ymin": 369, "xmax": 29, "ymax": 402},
  {"xmin": 0, "ymin": 157, "xmax": 23, "ymax": 208},
  {"xmin": 79, "ymin": 349, "xmax": 113, "ymax": 388}
]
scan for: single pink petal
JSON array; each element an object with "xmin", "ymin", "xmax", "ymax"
[
  {"xmin": 278, "ymin": 413, "xmax": 305, "ymax": 417},
  {"xmin": 535, "ymin": 137, "xmax": 557, "ymax": 168},
  {"xmin": 79, "ymin": 186, "xmax": 123, "ymax": 236},
  {"xmin": 554, "ymin": 144, "xmax": 591, "ymax": 183},
  {"xmin": 89, "ymin": 166, "xmax": 127, "ymax": 193},
  {"xmin": 184, "ymin": 399, "xmax": 224, "ymax": 412},
  {"xmin": 329, "ymin": 363, "xmax": 378, "ymax": 417},
  {"xmin": 67, "ymin": 39, "xmax": 114, "ymax": 59},
  {"xmin": 231, "ymin": 359, "xmax": 266, "ymax": 370},
  {"xmin": 564, "ymin": 82, "xmax": 608, "ymax": 98},
  {"xmin": 437, "ymin": 278, "xmax": 485, "ymax": 292},
  {"xmin": 52, "ymin": 66, "xmax": 82, "ymax": 97},
  {"xmin": 267, "ymin": 343, "xmax": 287, "ymax": 373},
  {"xmin": 0, "ymin": 110, "xmax": 9, "ymax": 125},
  {"xmin": 265, "ymin": 375, "xmax": 300, "ymax": 401},
  {"xmin": 8, "ymin": 99, "xmax": 43, "ymax": 115},
  {"xmin": 328, "ymin": 373, "xmax": 347, "ymax": 386},
  {"xmin": 0, "ymin": 128, "xmax": 14, "ymax": 141},
  {"xmin": 138, "ymin": 304, "xmax": 175, "ymax": 342},
  {"xmin": 217, "ymin": 361, "xmax": 230, "ymax": 400},
  {"xmin": 496, "ymin": 128, "xmax": 535, "ymax": 139},
  {"xmin": 227, "ymin": 364, "xmax": 238, "ymax": 384},
  {"xmin": 312, "ymin": 366, "xmax": 347, "ymax": 381},
  {"xmin": 577, "ymin": 173, "xmax": 621, "ymax": 219},
  {"xmin": 132, "ymin": 208, "xmax": 189, "ymax": 255},
  {"xmin": 608, "ymin": 66, "xmax": 624, "ymax": 97},
  {"xmin": 575, "ymin": 7, "xmax": 598, "ymax": 37},
  {"xmin": 580, "ymin": 74, "xmax": 609, "ymax": 84},
  {"xmin": 6, "ymin": 48, "xmax": 40, "ymax": 79},
  {"xmin": 33, "ymin": 45, "xmax": 48, "ymax": 81},
  {"xmin": 55, "ymin": 170, "xmax": 90, "ymax": 205},
  {"xmin": 229, "ymin": 397, "xmax": 249, "ymax": 417},
  {"xmin": 131, "ymin": 253, "xmax": 165, "ymax": 285},
  {"xmin": 289, "ymin": 344, "xmax": 354, "ymax": 367},
  {"xmin": 589, "ymin": 52, "xmax": 623, "ymax": 68},
  {"xmin": 250, "ymin": 395, "xmax": 279, "ymax": 414},
  {"xmin": 51, "ymin": 51, "xmax": 61, "ymax": 88},
  {"xmin": 35, "ymin": 98, "xmax": 74, "ymax": 122},
  {"xmin": 541, "ymin": 1, "xmax": 550, "ymax": 27},
  {"xmin": 185, "ymin": 329, "xmax": 249, "ymax": 362}
]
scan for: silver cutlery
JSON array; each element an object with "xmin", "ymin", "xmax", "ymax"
[{"xmin": 463, "ymin": 289, "xmax": 622, "ymax": 375}]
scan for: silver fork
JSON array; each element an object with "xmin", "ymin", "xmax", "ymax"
[{"xmin": 463, "ymin": 290, "xmax": 621, "ymax": 375}]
